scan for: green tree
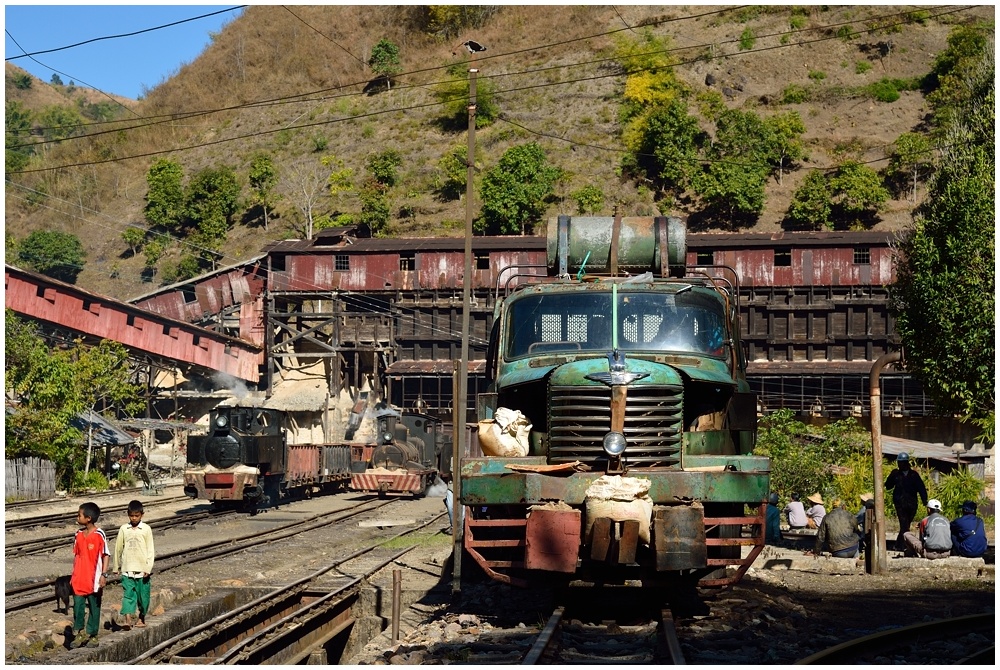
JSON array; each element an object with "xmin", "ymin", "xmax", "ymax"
[
  {"xmin": 366, "ymin": 149, "xmax": 402, "ymax": 187},
  {"xmin": 886, "ymin": 132, "xmax": 933, "ymax": 202},
  {"xmin": 926, "ymin": 22, "xmax": 992, "ymax": 130},
  {"xmin": 368, "ymin": 38, "xmax": 402, "ymax": 88},
  {"xmin": 692, "ymin": 108, "xmax": 771, "ymax": 223},
  {"xmin": 5, "ymin": 313, "xmax": 140, "ymax": 486},
  {"xmin": 436, "ymin": 144, "xmax": 471, "ymax": 200},
  {"xmin": 436, "ymin": 66, "xmax": 499, "ymax": 130},
  {"xmin": 36, "ymin": 104, "xmax": 84, "ymax": 142},
  {"xmin": 17, "ymin": 230, "xmax": 86, "ymax": 283},
  {"xmin": 622, "ymin": 97, "xmax": 704, "ymax": 197},
  {"xmin": 5, "ymin": 100, "xmax": 34, "ymax": 173},
  {"xmin": 890, "ymin": 57, "xmax": 994, "ymax": 423},
  {"xmin": 71, "ymin": 340, "xmax": 144, "ymax": 474},
  {"xmin": 50, "ymin": 73, "xmax": 63, "ymax": 86},
  {"xmin": 121, "ymin": 226, "xmax": 147, "ymax": 256},
  {"xmin": 571, "ymin": 185, "xmax": 605, "ymax": 215},
  {"xmin": 248, "ymin": 152, "xmax": 279, "ymax": 231},
  {"xmin": 786, "ymin": 170, "xmax": 833, "ymax": 229},
  {"xmin": 144, "ymin": 158, "xmax": 186, "ymax": 229},
  {"xmin": 478, "ymin": 142, "xmax": 561, "ymax": 235},
  {"xmin": 830, "ymin": 161, "xmax": 889, "ymax": 227},
  {"xmin": 357, "ymin": 178, "xmax": 392, "ymax": 237},
  {"xmin": 763, "ymin": 111, "xmax": 806, "ymax": 185},
  {"xmin": 185, "ymin": 166, "xmax": 241, "ymax": 250}
]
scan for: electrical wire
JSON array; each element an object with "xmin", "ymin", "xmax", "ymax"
[
  {"xmin": 6, "ymin": 5, "xmax": 960, "ymax": 154},
  {"xmin": 4, "ymin": 6, "xmax": 246, "ymax": 61}
]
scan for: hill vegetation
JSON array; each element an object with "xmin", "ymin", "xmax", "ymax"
[{"xmin": 3, "ymin": 5, "xmax": 994, "ymax": 300}]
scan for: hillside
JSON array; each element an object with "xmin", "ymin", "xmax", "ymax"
[{"xmin": 4, "ymin": 5, "xmax": 993, "ymax": 301}]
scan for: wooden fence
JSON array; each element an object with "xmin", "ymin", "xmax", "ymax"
[{"xmin": 5, "ymin": 457, "xmax": 57, "ymax": 501}]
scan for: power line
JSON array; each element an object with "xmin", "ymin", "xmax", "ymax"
[
  {"xmin": 6, "ymin": 4, "xmax": 742, "ymax": 147},
  {"xmin": 6, "ymin": 4, "xmax": 938, "ymax": 147},
  {"xmin": 5, "ymin": 30, "xmax": 141, "ymax": 119},
  {"xmin": 5, "ymin": 6, "xmax": 246, "ymax": 61},
  {"xmin": 6, "ymin": 5, "xmax": 971, "ymax": 173},
  {"xmin": 281, "ymin": 5, "xmax": 365, "ymax": 67}
]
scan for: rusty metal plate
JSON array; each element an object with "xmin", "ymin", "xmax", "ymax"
[{"xmin": 525, "ymin": 507, "xmax": 581, "ymax": 573}]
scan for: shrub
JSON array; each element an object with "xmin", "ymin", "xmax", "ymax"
[
  {"xmin": 867, "ymin": 79, "xmax": 900, "ymax": 102},
  {"xmin": 790, "ymin": 15, "xmax": 806, "ymax": 30},
  {"xmin": 836, "ymin": 25, "xmax": 854, "ymax": 41},
  {"xmin": 739, "ymin": 27, "xmax": 756, "ymax": 50},
  {"xmin": 855, "ymin": 61, "xmax": 872, "ymax": 74},
  {"xmin": 808, "ymin": 70, "xmax": 826, "ymax": 81},
  {"xmin": 781, "ymin": 84, "xmax": 810, "ymax": 104},
  {"xmin": 570, "ymin": 185, "xmax": 605, "ymax": 215},
  {"xmin": 71, "ymin": 469, "xmax": 109, "ymax": 494},
  {"xmin": 12, "ymin": 72, "xmax": 32, "ymax": 89}
]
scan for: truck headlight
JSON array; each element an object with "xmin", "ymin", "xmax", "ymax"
[{"xmin": 603, "ymin": 431, "xmax": 627, "ymax": 456}]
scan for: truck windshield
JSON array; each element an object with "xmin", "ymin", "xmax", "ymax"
[{"xmin": 505, "ymin": 289, "xmax": 726, "ymax": 359}]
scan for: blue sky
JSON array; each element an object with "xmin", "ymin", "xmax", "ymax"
[{"xmin": 4, "ymin": 5, "xmax": 245, "ymax": 100}]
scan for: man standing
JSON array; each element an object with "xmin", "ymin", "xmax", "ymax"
[
  {"xmin": 884, "ymin": 452, "xmax": 927, "ymax": 550},
  {"xmin": 950, "ymin": 500, "xmax": 987, "ymax": 558}
]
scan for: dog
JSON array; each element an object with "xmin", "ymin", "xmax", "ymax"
[{"xmin": 54, "ymin": 575, "xmax": 72, "ymax": 614}]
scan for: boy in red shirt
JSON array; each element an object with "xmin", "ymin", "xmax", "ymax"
[{"xmin": 70, "ymin": 502, "xmax": 110, "ymax": 648}]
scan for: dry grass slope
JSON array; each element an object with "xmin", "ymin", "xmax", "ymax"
[{"xmin": 4, "ymin": 5, "xmax": 992, "ymax": 301}]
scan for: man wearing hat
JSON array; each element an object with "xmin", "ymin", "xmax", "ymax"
[
  {"xmin": 805, "ymin": 492, "xmax": 826, "ymax": 529},
  {"xmin": 950, "ymin": 501, "xmax": 987, "ymax": 558},
  {"xmin": 903, "ymin": 499, "xmax": 952, "ymax": 559},
  {"xmin": 884, "ymin": 452, "xmax": 928, "ymax": 551}
]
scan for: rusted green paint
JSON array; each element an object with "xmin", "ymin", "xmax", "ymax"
[{"xmin": 460, "ymin": 456, "xmax": 769, "ymax": 505}]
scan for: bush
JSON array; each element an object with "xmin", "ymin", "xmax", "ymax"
[
  {"xmin": 855, "ymin": 61, "xmax": 872, "ymax": 74},
  {"xmin": 808, "ymin": 70, "xmax": 826, "ymax": 81},
  {"xmin": 71, "ymin": 469, "xmax": 109, "ymax": 494},
  {"xmin": 782, "ymin": 85, "xmax": 810, "ymax": 104},
  {"xmin": 867, "ymin": 79, "xmax": 900, "ymax": 103},
  {"xmin": 739, "ymin": 27, "xmax": 756, "ymax": 50}
]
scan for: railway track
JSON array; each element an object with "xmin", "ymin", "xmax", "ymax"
[
  {"xmin": 4, "ymin": 484, "xmax": 180, "ymax": 511},
  {"xmin": 4, "ymin": 507, "xmax": 234, "ymax": 559},
  {"xmin": 4, "ymin": 498, "xmax": 396, "ymax": 614},
  {"xmin": 126, "ymin": 512, "xmax": 445, "ymax": 664},
  {"xmin": 796, "ymin": 612, "xmax": 995, "ymax": 665},
  {"xmin": 522, "ymin": 606, "xmax": 685, "ymax": 664},
  {"xmin": 4, "ymin": 495, "xmax": 190, "ymax": 531}
]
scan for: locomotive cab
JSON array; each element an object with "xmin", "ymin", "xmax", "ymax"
[{"xmin": 184, "ymin": 407, "xmax": 286, "ymax": 508}]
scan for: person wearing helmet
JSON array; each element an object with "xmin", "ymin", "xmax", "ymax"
[
  {"xmin": 902, "ymin": 498, "xmax": 952, "ymax": 559},
  {"xmin": 765, "ymin": 492, "xmax": 782, "ymax": 545},
  {"xmin": 884, "ymin": 452, "xmax": 928, "ymax": 551},
  {"xmin": 950, "ymin": 501, "xmax": 987, "ymax": 558}
]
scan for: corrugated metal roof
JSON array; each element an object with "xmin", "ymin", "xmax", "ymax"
[
  {"xmin": 881, "ymin": 435, "xmax": 988, "ymax": 465},
  {"xmin": 70, "ymin": 410, "xmax": 135, "ymax": 446},
  {"xmin": 126, "ymin": 254, "xmax": 267, "ymax": 303}
]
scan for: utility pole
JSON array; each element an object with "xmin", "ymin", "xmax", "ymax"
[
  {"xmin": 869, "ymin": 350, "xmax": 901, "ymax": 575},
  {"xmin": 452, "ymin": 58, "xmax": 478, "ymax": 592}
]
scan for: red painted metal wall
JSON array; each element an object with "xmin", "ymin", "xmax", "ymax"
[{"xmin": 5, "ymin": 266, "xmax": 262, "ymax": 382}]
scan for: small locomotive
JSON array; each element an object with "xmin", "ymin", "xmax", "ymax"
[
  {"xmin": 184, "ymin": 404, "xmax": 451, "ymax": 511},
  {"xmin": 349, "ymin": 408, "xmax": 451, "ymax": 497},
  {"xmin": 184, "ymin": 406, "xmax": 352, "ymax": 510}
]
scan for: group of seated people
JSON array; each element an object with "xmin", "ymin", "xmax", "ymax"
[{"xmin": 765, "ymin": 493, "xmax": 988, "ymax": 560}]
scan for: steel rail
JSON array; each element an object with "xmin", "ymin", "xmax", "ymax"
[
  {"xmin": 4, "ymin": 499, "xmax": 393, "ymax": 613},
  {"xmin": 521, "ymin": 606, "xmax": 565, "ymax": 665},
  {"xmin": 128, "ymin": 511, "xmax": 446, "ymax": 664},
  {"xmin": 796, "ymin": 612, "xmax": 994, "ymax": 664},
  {"xmin": 5, "ymin": 508, "xmax": 229, "ymax": 558},
  {"xmin": 5, "ymin": 495, "xmax": 189, "ymax": 530},
  {"xmin": 660, "ymin": 608, "xmax": 686, "ymax": 665}
]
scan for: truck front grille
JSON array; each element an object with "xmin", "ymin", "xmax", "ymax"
[{"xmin": 548, "ymin": 384, "xmax": 683, "ymax": 468}]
